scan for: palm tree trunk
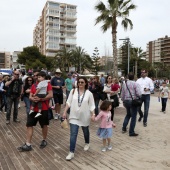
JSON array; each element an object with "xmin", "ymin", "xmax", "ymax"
[
  {"xmin": 135, "ymin": 60, "xmax": 137, "ymax": 78},
  {"xmin": 112, "ymin": 18, "xmax": 118, "ymax": 77}
]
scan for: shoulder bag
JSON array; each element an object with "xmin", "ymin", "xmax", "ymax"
[{"xmin": 125, "ymin": 81, "xmax": 142, "ymax": 107}]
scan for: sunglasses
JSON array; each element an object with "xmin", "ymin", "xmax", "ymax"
[
  {"xmin": 78, "ymin": 81, "xmax": 85, "ymax": 84},
  {"xmin": 14, "ymin": 73, "xmax": 19, "ymax": 76}
]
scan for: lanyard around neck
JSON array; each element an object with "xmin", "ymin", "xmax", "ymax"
[{"xmin": 78, "ymin": 89, "xmax": 86, "ymax": 107}]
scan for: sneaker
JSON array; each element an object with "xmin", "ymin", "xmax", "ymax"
[
  {"xmin": 84, "ymin": 144, "xmax": 90, "ymax": 151},
  {"xmin": 13, "ymin": 119, "xmax": 20, "ymax": 123},
  {"xmin": 6, "ymin": 120, "xmax": 10, "ymax": 124},
  {"xmin": 66, "ymin": 152, "xmax": 74, "ymax": 161},
  {"xmin": 40, "ymin": 140, "xmax": 47, "ymax": 149},
  {"xmin": 54, "ymin": 114, "xmax": 59, "ymax": 120},
  {"xmin": 35, "ymin": 112, "xmax": 42, "ymax": 118},
  {"xmin": 107, "ymin": 145, "xmax": 112, "ymax": 150},
  {"xmin": 4, "ymin": 112, "xmax": 7, "ymax": 114},
  {"xmin": 101, "ymin": 147, "xmax": 107, "ymax": 152},
  {"xmin": 163, "ymin": 111, "xmax": 166, "ymax": 114},
  {"xmin": 18, "ymin": 104, "xmax": 20, "ymax": 109},
  {"xmin": 29, "ymin": 110, "xmax": 34, "ymax": 115},
  {"xmin": 17, "ymin": 143, "xmax": 32, "ymax": 152}
]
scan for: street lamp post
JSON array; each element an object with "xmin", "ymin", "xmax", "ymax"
[{"xmin": 119, "ymin": 38, "xmax": 130, "ymax": 74}]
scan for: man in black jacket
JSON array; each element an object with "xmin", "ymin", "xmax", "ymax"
[{"xmin": 5, "ymin": 70, "xmax": 23, "ymax": 124}]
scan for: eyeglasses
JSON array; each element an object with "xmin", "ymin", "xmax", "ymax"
[
  {"xmin": 28, "ymin": 80, "xmax": 32, "ymax": 81},
  {"xmin": 78, "ymin": 81, "xmax": 85, "ymax": 84}
]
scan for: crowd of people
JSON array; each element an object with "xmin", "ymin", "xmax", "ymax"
[{"xmin": 0, "ymin": 68, "xmax": 169, "ymax": 161}]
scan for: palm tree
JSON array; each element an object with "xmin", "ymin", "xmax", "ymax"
[
  {"xmin": 55, "ymin": 47, "xmax": 72, "ymax": 72},
  {"xmin": 71, "ymin": 46, "xmax": 93, "ymax": 74},
  {"xmin": 131, "ymin": 47, "xmax": 144, "ymax": 77},
  {"xmin": 95, "ymin": 0, "xmax": 137, "ymax": 77}
]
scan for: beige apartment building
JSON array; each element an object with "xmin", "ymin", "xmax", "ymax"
[
  {"xmin": 0, "ymin": 52, "xmax": 11, "ymax": 68},
  {"xmin": 33, "ymin": 1, "xmax": 77, "ymax": 57},
  {"xmin": 146, "ymin": 35, "xmax": 170, "ymax": 66}
]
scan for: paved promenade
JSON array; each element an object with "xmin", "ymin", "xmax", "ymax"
[{"xmin": 0, "ymin": 94, "xmax": 170, "ymax": 170}]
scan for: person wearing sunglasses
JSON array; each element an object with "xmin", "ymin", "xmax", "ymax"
[
  {"xmin": 22, "ymin": 76, "xmax": 34, "ymax": 116},
  {"xmin": 63, "ymin": 76, "xmax": 95, "ymax": 161},
  {"xmin": 5, "ymin": 70, "xmax": 23, "ymax": 124},
  {"xmin": 136, "ymin": 69, "xmax": 154, "ymax": 127}
]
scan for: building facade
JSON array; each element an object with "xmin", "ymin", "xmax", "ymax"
[
  {"xmin": 33, "ymin": 1, "xmax": 77, "ymax": 57},
  {"xmin": 0, "ymin": 52, "xmax": 11, "ymax": 68},
  {"xmin": 146, "ymin": 35, "xmax": 170, "ymax": 66}
]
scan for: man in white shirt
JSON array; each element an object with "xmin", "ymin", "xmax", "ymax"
[{"xmin": 136, "ymin": 70, "xmax": 154, "ymax": 127}]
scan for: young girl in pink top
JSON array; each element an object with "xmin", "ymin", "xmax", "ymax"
[{"xmin": 92, "ymin": 101, "xmax": 116, "ymax": 152}]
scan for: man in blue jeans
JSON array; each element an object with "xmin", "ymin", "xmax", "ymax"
[{"xmin": 136, "ymin": 70, "xmax": 154, "ymax": 127}]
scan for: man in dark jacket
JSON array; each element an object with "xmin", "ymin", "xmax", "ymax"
[{"xmin": 5, "ymin": 70, "xmax": 23, "ymax": 124}]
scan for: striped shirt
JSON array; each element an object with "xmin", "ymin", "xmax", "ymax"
[{"xmin": 121, "ymin": 80, "xmax": 142, "ymax": 101}]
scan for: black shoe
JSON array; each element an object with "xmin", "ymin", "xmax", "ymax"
[
  {"xmin": 122, "ymin": 128, "xmax": 127, "ymax": 133},
  {"xmin": 17, "ymin": 143, "xmax": 32, "ymax": 152},
  {"xmin": 138, "ymin": 116, "xmax": 143, "ymax": 122},
  {"xmin": 143, "ymin": 122, "xmax": 147, "ymax": 127},
  {"xmin": 13, "ymin": 119, "xmax": 20, "ymax": 123},
  {"xmin": 129, "ymin": 133, "xmax": 138, "ymax": 137},
  {"xmin": 40, "ymin": 140, "xmax": 47, "ymax": 149}
]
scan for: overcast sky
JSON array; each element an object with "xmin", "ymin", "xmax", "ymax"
[{"xmin": 0, "ymin": 0, "xmax": 169, "ymax": 56}]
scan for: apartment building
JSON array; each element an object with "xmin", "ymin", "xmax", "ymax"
[
  {"xmin": 33, "ymin": 1, "xmax": 77, "ymax": 57},
  {"xmin": 146, "ymin": 35, "xmax": 170, "ymax": 66},
  {"xmin": 0, "ymin": 51, "xmax": 11, "ymax": 68}
]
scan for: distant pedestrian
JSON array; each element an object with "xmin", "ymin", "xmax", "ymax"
[
  {"xmin": 92, "ymin": 100, "xmax": 116, "ymax": 152},
  {"xmin": 158, "ymin": 81, "xmax": 170, "ymax": 113},
  {"xmin": 100, "ymin": 74, "xmax": 105, "ymax": 88},
  {"xmin": 136, "ymin": 70, "xmax": 154, "ymax": 127}
]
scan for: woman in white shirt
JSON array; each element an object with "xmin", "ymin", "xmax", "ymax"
[{"xmin": 63, "ymin": 76, "xmax": 95, "ymax": 161}]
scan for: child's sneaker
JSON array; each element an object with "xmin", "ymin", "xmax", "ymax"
[
  {"xmin": 29, "ymin": 110, "xmax": 34, "ymax": 115},
  {"xmin": 107, "ymin": 145, "xmax": 112, "ymax": 150},
  {"xmin": 35, "ymin": 112, "xmax": 42, "ymax": 118},
  {"xmin": 54, "ymin": 114, "xmax": 59, "ymax": 120},
  {"xmin": 101, "ymin": 147, "xmax": 107, "ymax": 152}
]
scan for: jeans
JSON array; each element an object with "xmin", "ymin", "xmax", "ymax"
[
  {"xmin": 0, "ymin": 93, "xmax": 7, "ymax": 112},
  {"xmin": 6, "ymin": 96, "xmax": 19, "ymax": 120},
  {"xmin": 70, "ymin": 123, "xmax": 89, "ymax": 153},
  {"xmin": 161, "ymin": 98, "xmax": 167, "ymax": 111},
  {"xmin": 123, "ymin": 100, "xmax": 138, "ymax": 135},
  {"xmin": 23, "ymin": 96, "xmax": 31, "ymax": 116},
  {"xmin": 94, "ymin": 99, "xmax": 100, "ymax": 116},
  {"xmin": 137, "ymin": 94, "xmax": 150, "ymax": 123}
]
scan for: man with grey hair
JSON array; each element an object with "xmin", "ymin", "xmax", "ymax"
[{"xmin": 5, "ymin": 70, "xmax": 23, "ymax": 124}]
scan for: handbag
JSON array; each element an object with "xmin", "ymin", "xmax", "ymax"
[
  {"xmin": 125, "ymin": 81, "xmax": 142, "ymax": 107},
  {"xmin": 99, "ymin": 92, "xmax": 107, "ymax": 101},
  {"xmin": 60, "ymin": 117, "xmax": 68, "ymax": 129}
]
